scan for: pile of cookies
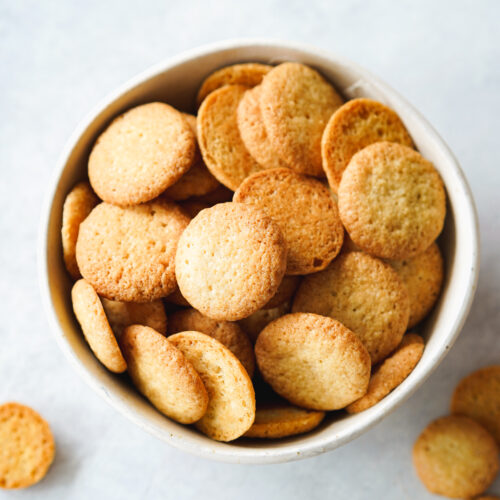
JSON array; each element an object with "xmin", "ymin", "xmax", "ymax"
[
  {"xmin": 62, "ymin": 61, "xmax": 447, "ymax": 443},
  {"xmin": 413, "ymin": 366, "xmax": 500, "ymax": 498}
]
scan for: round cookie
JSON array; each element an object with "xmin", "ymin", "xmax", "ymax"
[
  {"xmin": 321, "ymin": 98, "xmax": 413, "ymax": 191},
  {"xmin": 413, "ymin": 415, "xmax": 499, "ymax": 498},
  {"xmin": 346, "ymin": 333, "xmax": 424, "ymax": 413},
  {"xmin": 197, "ymin": 85, "xmax": 263, "ymax": 190},
  {"xmin": 169, "ymin": 331, "xmax": 255, "ymax": 441},
  {"xmin": 167, "ymin": 308, "xmax": 255, "ymax": 377},
  {"xmin": 76, "ymin": 200, "xmax": 189, "ymax": 302},
  {"xmin": 451, "ymin": 365, "xmax": 500, "ymax": 444},
  {"xmin": 239, "ymin": 302, "xmax": 290, "ymax": 343},
  {"xmin": 244, "ymin": 402, "xmax": 325, "ymax": 439},
  {"xmin": 263, "ymin": 275, "xmax": 300, "ymax": 309},
  {"xmin": 72, "ymin": 279, "xmax": 127, "ymax": 373},
  {"xmin": 388, "ymin": 243, "xmax": 444, "ymax": 328},
  {"xmin": 88, "ymin": 102, "xmax": 196, "ymax": 206},
  {"xmin": 234, "ymin": 168, "xmax": 344, "ymax": 275},
  {"xmin": 0, "ymin": 403, "xmax": 55, "ymax": 489},
  {"xmin": 237, "ymin": 86, "xmax": 289, "ymax": 170},
  {"xmin": 255, "ymin": 313, "xmax": 371, "ymax": 410},
  {"xmin": 164, "ymin": 114, "xmax": 220, "ymax": 200},
  {"xmin": 100, "ymin": 298, "xmax": 167, "ymax": 337},
  {"xmin": 292, "ymin": 251, "xmax": 410, "ymax": 364},
  {"xmin": 196, "ymin": 62, "xmax": 272, "ymax": 106},
  {"xmin": 61, "ymin": 181, "xmax": 99, "ymax": 280},
  {"xmin": 338, "ymin": 142, "xmax": 446, "ymax": 260},
  {"xmin": 259, "ymin": 62, "xmax": 343, "ymax": 177},
  {"xmin": 175, "ymin": 202, "xmax": 287, "ymax": 321},
  {"xmin": 120, "ymin": 325, "xmax": 208, "ymax": 424}
]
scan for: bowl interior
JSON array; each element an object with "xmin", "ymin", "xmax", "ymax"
[{"xmin": 40, "ymin": 41, "xmax": 478, "ymax": 464}]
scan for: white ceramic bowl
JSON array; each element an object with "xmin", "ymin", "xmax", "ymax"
[{"xmin": 38, "ymin": 39, "xmax": 479, "ymax": 464}]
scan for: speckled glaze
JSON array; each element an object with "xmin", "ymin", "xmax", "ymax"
[{"xmin": 39, "ymin": 40, "xmax": 479, "ymax": 464}]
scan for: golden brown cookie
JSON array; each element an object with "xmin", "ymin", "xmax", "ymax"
[
  {"xmin": 197, "ymin": 85, "xmax": 263, "ymax": 190},
  {"xmin": 167, "ymin": 308, "xmax": 255, "ymax": 377},
  {"xmin": 169, "ymin": 331, "xmax": 255, "ymax": 441},
  {"xmin": 0, "ymin": 403, "xmax": 55, "ymax": 489},
  {"xmin": 244, "ymin": 402, "xmax": 325, "ymax": 439},
  {"xmin": 321, "ymin": 98, "xmax": 413, "ymax": 191},
  {"xmin": 120, "ymin": 325, "xmax": 208, "ymax": 424},
  {"xmin": 61, "ymin": 181, "xmax": 99, "ymax": 280},
  {"xmin": 255, "ymin": 313, "xmax": 371, "ymax": 410},
  {"xmin": 239, "ymin": 302, "xmax": 290, "ymax": 343},
  {"xmin": 292, "ymin": 251, "xmax": 410, "ymax": 364},
  {"xmin": 196, "ymin": 63, "xmax": 272, "ymax": 106},
  {"xmin": 413, "ymin": 416, "xmax": 499, "ymax": 499},
  {"xmin": 451, "ymin": 365, "xmax": 500, "ymax": 444},
  {"xmin": 71, "ymin": 279, "xmax": 127, "ymax": 373},
  {"xmin": 259, "ymin": 62, "xmax": 343, "ymax": 177},
  {"xmin": 234, "ymin": 168, "xmax": 344, "ymax": 274},
  {"xmin": 237, "ymin": 86, "xmax": 289, "ymax": 170},
  {"xmin": 100, "ymin": 298, "xmax": 167, "ymax": 337},
  {"xmin": 163, "ymin": 114, "xmax": 220, "ymax": 200},
  {"xmin": 88, "ymin": 102, "xmax": 196, "ymax": 206},
  {"xmin": 175, "ymin": 202, "xmax": 287, "ymax": 321},
  {"xmin": 388, "ymin": 243, "xmax": 444, "ymax": 328},
  {"xmin": 338, "ymin": 142, "xmax": 446, "ymax": 260},
  {"xmin": 76, "ymin": 200, "xmax": 189, "ymax": 302},
  {"xmin": 346, "ymin": 333, "xmax": 424, "ymax": 413},
  {"xmin": 263, "ymin": 275, "xmax": 300, "ymax": 309}
]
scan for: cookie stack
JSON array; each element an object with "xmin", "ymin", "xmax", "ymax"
[{"xmin": 62, "ymin": 61, "xmax": 447, "ymax": 442}]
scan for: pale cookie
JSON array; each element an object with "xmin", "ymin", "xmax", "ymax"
[
  {"xmin": 451, "ymin": 365, "xmax": 500, "ymax": 444},
  {"xmin": 237, "ymin": 86, "xmax": 289, "ymax": 170},
  {"xmin": 196, "ymin": 62, "xmax": 272, "ymax": 106},
  {"xmin": 61, "ymin": 181, "xmax": 99, "ymax": 279},
  {"xmin": 388, "ymin": 243, "xmax": 444, "ymax": 328},
  {"xmin": 234, "ymin": 168, "xmax": 344, "ymax": 274},
  {"xmin": 0, "ymin": 403, "xmax": 55, "ymax": 489},
  {"xmin": 175, "ymin": 202, "xmax": 287, "ymax": 321},
  {"xmin": 321, "ymin": 98, "xmax": 413, "ymax": 191},
  {"xmin": 100, "ymin": 298, "xmax": 167, "ymax": 337},
  {"xmin": 168, "ymin": 308, "xmax": 255, "ymax": 377},
  {"xmin": 76, "ymin": 200, "xmax": 189, "ymax": 302},
  {"xmin": 239, "ymin": 302, "xmax": 290, "ymax": 343},
  {"xmin": 197, "ymin": 85, "xmax": 263, "ymax": 190},
  {"xmin": 259, "ymin": 62, "xmax": 343, "ymax": 177},
  {"xmin": 292, "ymin": 252, "xmax": 410, "ymax": 364},
  {"xmin": 72, "ymin": 279, "xmax": 127, "ymax": 373},
  {"xmin": 169, "ymin": 331, "xmax": 255, "ymax": 441},
  {"xmin": 244, "ymin": 402, "xmax": 325, "ymax": 439},
  {"xmin": 338, "ymin": 142, "xmax": 446, "ymax": 260},
  {"xmin": 164, "ymin": 114, "xmax": 220, "ymax": 200},
  {"xmin": 88, "ymin": 102, "xmax": 195, "ymax": 206},
  {"xmin": 346, "ymin": 333, "xmax": 424, "ymax": 413},
  {"xmin": 255, "ymin": 313, "xmax": 371, "ymax": 410},
  {"xmin": 120, "ymin": 325, "xmax": 208, "ymax": 424},
  {"xmin": 263, "ymin": 275, "xmax": 300, "ymax": 309},
  {"xmin": 413, "ymin": 415, "xmax": 499, "ymax": 499}
]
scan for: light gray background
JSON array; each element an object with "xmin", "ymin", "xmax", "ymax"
[{"xmin": 1, "ymin": 1, "xmax": 499, "ymax": 498}]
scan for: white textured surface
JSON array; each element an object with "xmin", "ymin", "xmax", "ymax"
[{"xmin": 0, "ymin": 1, "xmax": 499, "ymax": 498}]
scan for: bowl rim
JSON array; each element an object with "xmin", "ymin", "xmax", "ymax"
[{"xmin": 38, "ymin": 38, "xmax": 480, "ymax": 464}]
